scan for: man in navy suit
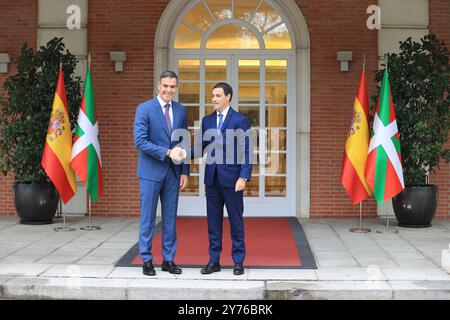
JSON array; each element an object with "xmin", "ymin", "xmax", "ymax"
[
  {"xmin": 134, "ymin": 71, "xmax": 189, "ymax": 276},
  {"xmin": 193, "ymin": 82, "xmax": 253, "ymax": 275}
]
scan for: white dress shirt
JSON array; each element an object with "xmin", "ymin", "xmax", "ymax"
[{"xmin": 216, "ymin": 106, "xmax": 230, "ymax": 129}]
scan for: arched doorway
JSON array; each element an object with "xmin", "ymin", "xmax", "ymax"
[{"xmin": 155, "ymin": 0, "xmax": 311, "ymax": 217}]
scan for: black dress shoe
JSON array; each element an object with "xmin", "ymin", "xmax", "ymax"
[
  {"xmin": 201, "ymin": 262, "xmax": 221, "ymax": 274},
  {"xmin": 233, "ymin": 263, "xmax": 244, "ymax": 275},
  {"xmin": 142, "ymin": 260, "xmax": 156, "ymax": 276},
  {"xmin": 161, "ymin": 260, "xmax": 182, "ymax": 274}
]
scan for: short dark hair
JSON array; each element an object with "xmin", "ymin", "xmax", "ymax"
[
  {"xmin": 160, "ymin": 70, "xmax": 178, "ymax": 83},
  {"xmin": 213, "ymin": 82, "xmax": 233, "ymax": 100}
]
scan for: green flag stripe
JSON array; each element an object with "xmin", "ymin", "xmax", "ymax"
[
  {"xmin": 87, "ymin": 144, "xmax": 99, "ymax": 201},
  {"xmin": 74, "ymin": 126, "xmax": 85, "ymax": 138},
  {"xmin": 374, "ymin": 146, "xmax": 388, "ymax": 202},
  {"xmin": 392, "ymin": 136, "xmax": 401, "ymax": 153},
  {"xmin": 84, "ymin": 70, "xmax": 95, "ymax": 124},
  {"xmin": 379, "ymin": 70, "xmax": 391, "ymax": 125},
  {"xmin": 85, "ymin": 67, "xmax": 100, "ymax": 202}
]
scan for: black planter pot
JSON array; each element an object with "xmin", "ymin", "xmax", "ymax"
[
  {"xmin": 13, "ymin": 183, "xmax": 59, "ymax": 225},
  {"xmin": 392, "ymin": 185, "xmax": 438, "ymax": 228}
]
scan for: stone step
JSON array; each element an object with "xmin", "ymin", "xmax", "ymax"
[{"xmin": 2, "ymin": 277, "xmax": 450, "ymax": 300}]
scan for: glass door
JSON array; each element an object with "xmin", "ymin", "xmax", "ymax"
[{"xmin": 174, "ymin": 54, "xmax": 295, "ymax": 216}]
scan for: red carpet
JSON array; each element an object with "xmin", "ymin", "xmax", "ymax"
[{"xmin": 117, "ymin": 217, "xmax": 316, "ymax": 268}]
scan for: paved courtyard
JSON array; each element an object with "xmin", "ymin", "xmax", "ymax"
[{"xmin": 0, "ymin": 215, "xmax": 450, "ymax": 299}]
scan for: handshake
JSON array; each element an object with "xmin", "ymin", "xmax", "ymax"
[{"xmin": 169, "ymin": 147, "xmax": 187, "ymax": 163}]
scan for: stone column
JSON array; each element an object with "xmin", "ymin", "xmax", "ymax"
[
  {"xmin": 377, "ymin": 0, "xmax": 429, "ymax": 219},
  {"xmin": 38, "ymin": 0, "xmax": 88, "ymax": 215}
]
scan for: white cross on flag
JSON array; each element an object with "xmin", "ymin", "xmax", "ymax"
[
  {"xmin": 70, "ymin": 64, "xmax": 103, "ymax": 202},
  {"xmin": 365, "ymin": 69, "xmax": 404, "ymax": 203}
]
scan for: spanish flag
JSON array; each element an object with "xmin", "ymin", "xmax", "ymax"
[
  {"xmin": 41, "ymin": 66, "xmax": 77, "ymax": 204},
  {"xmin": 341, "ymin": 70, "xmax": 372, "ymax": 204}
]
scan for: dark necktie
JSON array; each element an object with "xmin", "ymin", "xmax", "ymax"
[{"xmin": 164, "ymin": 104, "xmax": 172, "ymax": 133}]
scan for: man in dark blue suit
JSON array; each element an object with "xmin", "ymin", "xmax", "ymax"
[
  {"xmin": 193, "ymin": 83, "xmax": 253, "ymax": 276},
  {"xmin": 134, "ymin": 71, "xmax": 189, "ymax": 276}
]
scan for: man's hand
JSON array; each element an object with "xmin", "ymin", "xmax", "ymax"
[
  {"xmin": 235, "ymin": 178, "xmax": 247, "ymax": 192},
  {"xmin": 180, "ymin": 175, "xmax": 188, "ymax": 191},
  {"xmin": 169, "ymin": 147, "xmax": 187, "ymax": 163}
]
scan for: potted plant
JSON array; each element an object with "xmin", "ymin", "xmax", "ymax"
[
  {"xmin": 0, "ymin": 37, "xmax": 81, "ymax": 224},
  {"xmin": 373, "ymin": 33, "xmax": 449, "ymax": 227}
]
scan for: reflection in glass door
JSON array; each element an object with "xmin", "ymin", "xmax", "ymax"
[
  {"xmin": 236, "ymin": 58, "xmax": 288, "ymax": 200},
  {"xmin": 177, "ymin": 58, "xmax": 230, "ymax": 205},
  {"xmin": 175, "ymin": 55, "xmax": 293, "ymax": 216}
]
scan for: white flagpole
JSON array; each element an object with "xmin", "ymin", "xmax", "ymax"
[
  {"xmin": 350, "ymin": 201, "xmax": 371, "ymax": 233},
  {"xmin": 80, "ymin": 190, "xmax": 101, "ymax": 231},
  {"xmin": 78, "ymin": 53, "xmax": 101, "ymax": 231},
  {"xmin": 376, "ymin": 209, "xmax": 398, "ymax": 234},
  {"xmin": 375, "ymin": 55, "xmax": 398, "ymax": 234},
  {"xmin": 349, "ymin": 59, "xmax": 371, "ymax": 234},
  {"xmin": 54, "ymin": 198, "xmax": 75, "ymax": 232}
]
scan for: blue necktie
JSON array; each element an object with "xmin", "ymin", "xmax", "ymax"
[{"xmin": 217, "ymin": 113, "xmax": 224, "ymax": 131}]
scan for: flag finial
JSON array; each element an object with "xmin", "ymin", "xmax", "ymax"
[
  {"xmin": 363, "ymin": 53, "xmax": 366, "ymax": 72},
  {"xmin": 87, "ymin": 53, "xmax": 92, "ymax": 69}
]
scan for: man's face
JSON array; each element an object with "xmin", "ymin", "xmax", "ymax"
[
  {"xmin": 212, "ymin": 88, "xmax": 230, "ymax": 112},
  {"xmin": 158, "ymin": 77, "xmax": 178, "ymax": 103}
]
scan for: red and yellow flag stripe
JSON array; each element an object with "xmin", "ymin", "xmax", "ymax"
[
  {"xmin": 41, "ymin": 66, "xmax": 77, "ymax": 204},
  {"xmin": 341, "ymin": 70, "xmax": 372, "ymax": 205}
]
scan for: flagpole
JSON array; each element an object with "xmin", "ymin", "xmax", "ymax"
[
  {"xmin": 80, "ymin": 196, "xmax": 101, "ymax": 231},
  {"xmin": 363, "ymin": 54, "xmax": 366, "ymax": 73},
  {"xmin": 78, "ymin": 52, "xmax": 101, "ymax": 231},
  {"xmin": 54, "ymin": 198, "xmax": 76, "ymax": 232},
  {"xmin": 375, "ymin": 55, "xmax": 399, "ymax": 235},
  {"xmin": 55, "ymin": 196, "xmax": 62, "ymax": 218},
  {"xmin": 44, "ymin": 64, "xmax": 75, "ymax": 232},
  {"xmin": 87, "ymin": 53, "xmax": 91, "ymax": 70},
  {"xmin": 349, "ymin": 60, "xmax": 370, "ymax": 234},
  {"xmin": 376, "ymin": 209, "xmax": 398, "ymax": 234},
  {"xmin": 350, "ymin": 201, "xmax": 371, "ymax": 233},
  {"xmin": 359, "ymin": 202, "xmax": 363, "ymax": 229},
  {"xmin": 61, "ymin": 199, "xmax": 65, "ymax": 227}
]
